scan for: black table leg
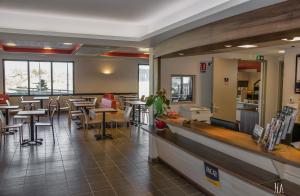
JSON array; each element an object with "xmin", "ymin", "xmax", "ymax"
[
  {"xmin": 40, "ymin": 100, "xmax": 43, "ymax": 109},
  {"xmin": 22, "ymin": 115, "xmax": 42, "ymax": 146},
  {"xmin": 138, "ymin": 105, "xmax": 141, "ymax": 126},
  {"xmin": 95, "ymin": 112, "xmax": 113, "ymax": 140},
  {"xmin": 132, "ymin": 105, "xmax": 135, "ymax": 125}
]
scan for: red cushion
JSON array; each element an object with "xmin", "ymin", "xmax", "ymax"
[
  {"xmin": 101, "ymin": 98, "xmax": 117, "ymax": 109},
  {"xmin": 0, "ymin": 94, "xmax": 9, "ymax": 104},
  {"xmin": 103, "ymin": 93, "xmax": 114, "ymax": 100}
]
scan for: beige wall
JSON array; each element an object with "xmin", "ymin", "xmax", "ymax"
[
  {"xmin": 282, "ymin": 48, "xmax": 300, "ymax": 106},
  {"xmin": 264, "ymin": 56, "xmax": 281, "ymax": 125},
  {"xmin": 0, "ymin": 52, "xmax": 148, "ymax": 94},
  {"xmin": 161, "ymin": 55, "xmax": 213, "ymax": 112}
]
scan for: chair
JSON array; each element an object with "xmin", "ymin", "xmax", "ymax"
[
  {"xmin": 111, "ymin": 107, "xmax": 132, "ymax": 136},
  {"xmin": 81, "ymin": 108, "xmax": 102, "ymax": 135},
  {"xmin": 210, "ymin": 117, "xmax": 239, "ymax": 131},
  {"xmin": 0, "ymin": 111, "xmax": 24, "ymax": 145},
  {"xmin": 66, "ymin": 102, "xmax": 83, "ymax": 130},
  {"xmin": 87, "ymin": 97, "xmax": 97, "ymax": 109},
  {"xmin": 34, "ymin": 108, "xmax": 56, "ymax": 143}
]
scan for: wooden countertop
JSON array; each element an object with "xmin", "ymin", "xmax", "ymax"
[{"xmin": 159, "ymin": 116, "xmax": 300, "ymax": 168}]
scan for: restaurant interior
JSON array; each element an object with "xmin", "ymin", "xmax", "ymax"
[{"xmin": 0, "ymin": 0, "xmax": 300, "ymax": 196}]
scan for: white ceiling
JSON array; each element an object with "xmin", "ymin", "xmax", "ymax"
[{"xmin": 0, "ymin": 0, "xmax": 285, "ymax": 44}]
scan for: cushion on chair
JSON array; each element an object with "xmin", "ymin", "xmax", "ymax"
[{"xmin": 101, "ymin": 98, "xmax": 117, "ymax": 109}]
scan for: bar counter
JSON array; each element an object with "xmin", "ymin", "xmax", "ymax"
[
  {"xmin": 144, "ymin": 116, "xmax": 300, "ymax": 195},
  {"xmin": 159, "ymin": 116, "xmax": 300, "ymax": 168}
]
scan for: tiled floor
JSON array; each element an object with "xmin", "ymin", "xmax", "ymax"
[{"xmin": 0, "ymin": 114, "xmax": 206, "ymax": 196}]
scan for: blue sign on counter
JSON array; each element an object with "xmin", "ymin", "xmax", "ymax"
[{"xmin": 204, "ymin": 162, "xmax": 220, "ymax": 187}]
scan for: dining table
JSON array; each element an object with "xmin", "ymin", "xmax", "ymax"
[
  {"xmin": 17, "ymin": 110, "xmax": 46, "ymax": 145},
  {"xmin": 21, "ymin": 100, "xmax": 40, "ymax": 110},
  {"xmin": 125, "ymin": 101, "xmax": 146, "ymax": 126},
  {"xmin": 90, "ymin": 108, "xmax": 117, "ymax": 140},
  {"xmin": 33, "ymin": 96, "xmax": 49, "ymax": 109}
]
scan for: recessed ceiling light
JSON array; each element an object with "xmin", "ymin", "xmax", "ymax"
[
  {"xmin": 178, "ymin": 53, "xmax": 184, "ymax": 56},
  {"xmin": 6, "ymin": 42, "xmax": 16, "ymax": 47},
  {"xmin": 282, "ymin": 37, "xmax": 300, "ymax": 42},
  {"xmin": 138, "ymin": 48, "xmax": 149, "ymax": 52},
  {"xmin": 278, "ymin": 50, "xmax": 286, "ymax": 54},
  {"xmin": 224, "ymin": 45, "xmax": 232, "ymax": 48},
  {"xmin": 63, "ymin": 42, "xmax": 73, "ymax": 45},
  {"xmin": 237, "ymin": 45, "xmax": 258, "ymax": 48},
  {"xmin": 44, "ymin": 47, "xmax": 52, "ymax": 50}
]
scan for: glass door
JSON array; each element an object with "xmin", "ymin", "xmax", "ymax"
[{"xmin": 138, "ymin": 64, "xmax": 150, "ymax": 98}]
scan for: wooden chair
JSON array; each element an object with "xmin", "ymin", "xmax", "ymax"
[
  {"xmin": 81, "ymin": 108, "xmax": 102, "ymax": 135},
  {"xmin": 111, "ymin": 107, "xmax": 132, "ymax": 136},
  {"xmin": 0, "ymin": 111, "xmax": 24, "ymax": 145},
  {"xmin": 34, "ymin": 108, "xmax": 56, "ymax": 143},
  {"xmin": 66, "ymin": 102, "xmax": 83, "ymax": 130}
]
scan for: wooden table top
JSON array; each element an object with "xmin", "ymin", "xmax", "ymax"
[
  {"xmin": 21, "ymin": 100, "xmax": 40, "ymax": 104},
  {"xmin": 73, "ymin": 102, "xmax": 94, "ymax": 107},
  {"xmin": 33, "ymin": 96, "xmax": 50, "ymax": 100},
  {"xmin": 68, "ymin": 98, "xmax": 86, "ymax": 102},
  {"xmin": 0, "ymin": 105, "xmax": 19, "ymax": 109},
  {"xmin": 159, "ymin": 116, "xmax": 300, "ymax": 168},
  {"xmin": 17, "ymin": 110, "xmax": 46, "ymax": 115},
  {"xmin": 125, "ymin": 101, "xmax": 146, "ymax": 105},
  {"xmin": 90, "ymin": 108, "xmax": 117, "ymax": 113}
]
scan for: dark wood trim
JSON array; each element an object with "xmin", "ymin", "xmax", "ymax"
[
  {"xmin": 7, "ymin": 92, "xmax": 138, "ymax": 97},
  {"xmin": 295, "ymin": 55, "xmax": 300, "ymax": 94},
  {"xmin": 157, "ymin": 57, "xmax": 161, "ymax": 90}
]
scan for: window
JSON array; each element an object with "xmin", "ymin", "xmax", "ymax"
[
  {"xmin": 4, "ymin": 60, "xmax": 74, "ymax": 95},
  {"xmin": 52, "ymin": 62, "xmax": 73, "ymax": 94},
  {"xmin": 138, "ymin": 64, "xmax": 150, "ymax": 98},
  {"xmin": 171, "ymin": 75, "xmax": 194, "ymax": 102}
]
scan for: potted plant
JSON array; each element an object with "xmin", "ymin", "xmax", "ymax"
[{"xmin": 146, "ymin": 89, "xmax": 170, "ymax": 130}]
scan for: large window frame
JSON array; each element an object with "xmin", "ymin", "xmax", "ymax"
[
  {"xmin": 171, "ymin": 75, "xmax": 194, "ymax": 103},
  {"xmin": 3, "ymin": 59, "xmax": 75, "ymax": 96}
]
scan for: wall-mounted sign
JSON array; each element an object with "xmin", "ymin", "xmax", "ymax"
[
  {"xmin": 200, "ymin": 62, "xmax": 207, "ymax": 73},
  {"xmin": 204, "ymin": 162, "xmax": 220, "ymax": 187}
]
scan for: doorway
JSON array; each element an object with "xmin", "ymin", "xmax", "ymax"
[{"xmin": 138, "ymin": 64, "xmax": 150, "ymax": 98}]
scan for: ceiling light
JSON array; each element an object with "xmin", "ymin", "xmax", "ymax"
[
  {"xmin": 143, "ymin": 52, "xmax": 150, "ymax": 55},
  {"xmin": 138, "ymin": 48, "xmax": 149, "ymax": 52},
  {"xmin": 63, "ymin": 42, "xmax": 73, "ymax": 45},
  {"xmin": 44, "ymin": 47, "xmax": 52, "ymax": 50},
  {"xmin": 237, "ymin": 45, "xmax": 258, "ymax": 48},
  {"xmin": 278, "ymin": 50, "xmax": 286, "ymax": 54},
  {"xmin": 6, "ymin": 42, "xmax": 16, "ymax": 47},
  {"xmin": 178, "ymin": 53, "xmax": 184, "ymax": 56},
  {"xmin": 224, "ymin": 45, "xmax": 232, "ymax": 48},
  {"xmin": 282, "ymin": 37, "xmax": 300, "ymax": 42}
]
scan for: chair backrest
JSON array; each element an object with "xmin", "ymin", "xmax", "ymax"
[
  {"xmin": 210, "ymin": 117, "xmax": 239, "ymax": 131},
  {"xmin": 65, "ymin": 101, "xmax": 71, "ymax": 113},
  {"xmin": 50, "ymin": 108, "xmax": 56, "ymax": 124},
  {"xmin": 124, "ymin": 106, "xmax": 132, "ymax": 121},
  {"xmin": 0, "ymin": 111, "xmax": 6, "ymax": 126},
  {"xmin": 93, "ymin": 97, "xmax": 97, "ymax": 105},
  {"xmin": 48, "ymin": 99, "xmax": 54, "ymax": 110}
]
